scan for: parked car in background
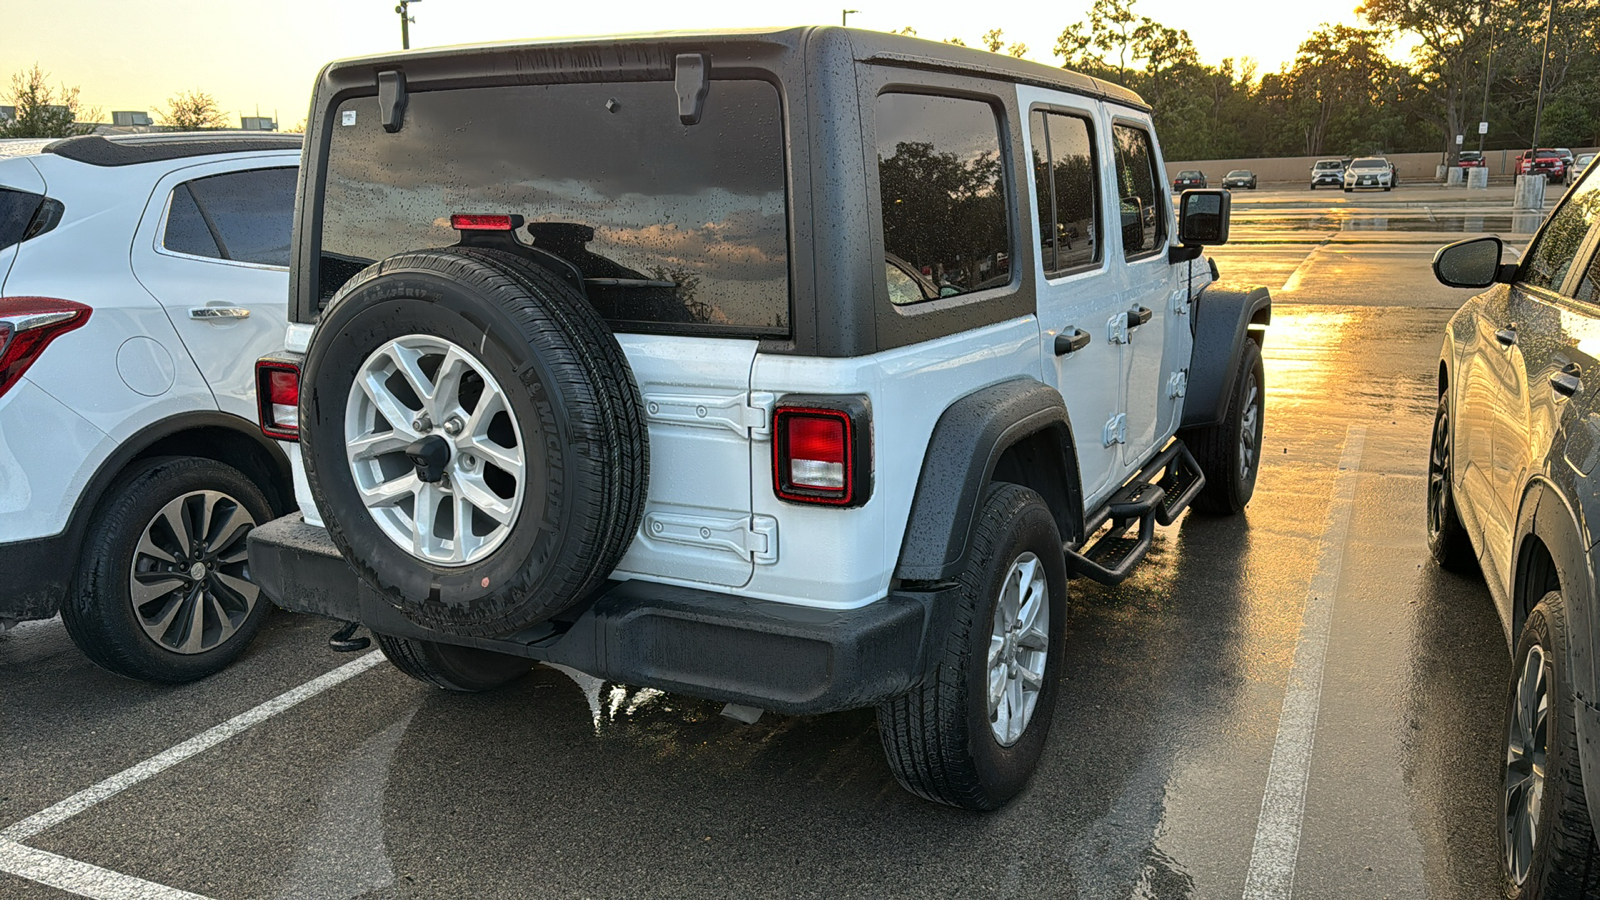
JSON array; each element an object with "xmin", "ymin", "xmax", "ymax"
[
  {"xmin": 1173, "ymin": 169, "xmax": 1207, "ymax": 190},
  {"xmin": 1458, "ymin": 150, "xmax": 1486, "ymax": 169},
  {"xmin": 1576, "ymin": 152, "xmax": 1595, "ymax": 174},
  {"xmin": 1554, "ymin": 148, "xmax": 1575, "ymax": 173},
  {"xmin": 1517, "ymin": 149, "xmax": 1569, "ymax": 184},
  {"xmin": 1427, "ymin": 156, "xmax": 1600, "ymax": 899},
  {"xmin": 1310, "ymin": 159, "xmax": 1345, "ymax": 189},
  {"xmin": 1343, "ymin": 157, "xmax": 1393, "ymax": 192},
  {"xmin": 0, "ymin": 132, "xmax": 301, "ymax": 682},
  {"xmin": 1222, "ymin": 169, "xmax": 1257, "ymax": 189}
]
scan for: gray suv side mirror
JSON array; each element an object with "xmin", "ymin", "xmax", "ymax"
[{"xmin": 1433, "ymin": 236, "xmax": 1517, "ymax": 288}]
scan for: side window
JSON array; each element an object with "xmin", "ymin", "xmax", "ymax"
[
  {"xmin": 876, "ymin": 92, "xmax": 1011, "ymax": 303},
  {"xmin": 164, "ymin": 167, "xmax": 295, "ymax": 267},
  {"xmin": 1521, "ymin": 175, "xmax": 1600, "ymax": 294},
  {"xmin": 1030, "ymin": 108, "xmax": 1100, "ymax": 275},
  {"xmin": 1111, "ymin": 124, "xmax": 1163, "ymax": 257}
]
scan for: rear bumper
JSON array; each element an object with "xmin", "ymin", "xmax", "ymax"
[
  {"xmin": 248, "ymin": 515, "xmax": 947, "ymax": 715},
  {"xmin": 0, "ymin": 532, "xmax": 74, "ymax": 620}
]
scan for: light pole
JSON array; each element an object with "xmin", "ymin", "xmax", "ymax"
[
  {"xmin": 396, "ymin": 0, "xmax": 420, "ymax": 50},
  {"xmin": 842, "ymin": 9, "xmax": 859, "ymax": 26},
  {"xmin": 1530, "ymin": 0, "xmax": 1555, "ymax": 153},
  {"xmin": 1476, "ymin": 10, "xmax": 1495, "ymax": 157}
]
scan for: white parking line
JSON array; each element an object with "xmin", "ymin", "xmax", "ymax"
[
  {"xmin": 1241, "ymin": 426, "xmax": 1365, "ymax": 900},
  {"xmin": 1278, "ymin": 246, "xmax": 1324, "ymax": 293},
  {"xmin": 0, "ymin": 840, "xmax": 213, "ymax": 900}
]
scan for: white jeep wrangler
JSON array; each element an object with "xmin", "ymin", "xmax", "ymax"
[{"xmin": 249, "ymin": 28, "xmax": 1270, "ymax": 810}]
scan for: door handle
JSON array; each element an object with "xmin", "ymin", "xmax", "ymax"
[
  {"xmin": 1054, "ymin": 328, "xmax": 1091, "ymax": 356},
  {"xmin": 1551, "ymin": 371, "xmax": 1581, "ymax": 397},
  {"xmin": 189, "ymin": 306, "xmax": 250, "ymax": 321},
  {"xmin": 1127, "ymin": 306, "xmax": 1153, "ymax": 328},
  {"xmin": 1495, "ymin": 328, "xmax": 1517, "ymax": 347}
]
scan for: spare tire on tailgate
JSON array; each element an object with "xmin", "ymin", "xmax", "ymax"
[{"xmin": 300, "ymin": 247, "xmax": 648, "ymax": 637}]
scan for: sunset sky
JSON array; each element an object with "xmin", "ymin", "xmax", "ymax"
[{"xmin": 1, "ymin": 0, "xmax": 1393, "ymax": 128}]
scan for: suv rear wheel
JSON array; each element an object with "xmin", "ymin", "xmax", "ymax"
[
  {"xmin": 878, "ymin": 483, "xmax": 1067, "ymax": 810},
  {"xmin": 300, "ymin": 248, "xmax": 648, "ymax": 638},
  {"xmin": 61, "ymin": 456, "xmax": 273, "ymax": 682}
]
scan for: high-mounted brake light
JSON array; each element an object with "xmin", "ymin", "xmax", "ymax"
[
  {"xmin": 450, "ymin": 214, "xmax": 524, "ymax": 232},
  {"xmin": 0, "ymin": 297, "xmax": 92, "ymax": 401},
  {"xmin": 256, "ymin": 359, "xmax": 301, "ymax": 440},
  {"xmin": 773, "ymin": 401, "xmax": 872, "ymax": 507}
]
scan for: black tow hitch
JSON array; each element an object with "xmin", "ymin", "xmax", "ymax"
[{"xmin": 328, "ymin": 621, "xmax": 371, "ymax": 653}]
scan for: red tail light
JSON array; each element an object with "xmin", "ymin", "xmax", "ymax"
[
  {"xmin": 0, "ymin": 297, "xmax": 91, "ymax": 401},
  {"xmin": 256, "ymin": 359, "xmax": 300, "ymax": 440},
  {"xmin": 450, "ymin": 213, "xmax": 524, "ymax": 231},
  {"xmin": 773, "ymin": 402, "xmax": 871, "ymax": 506}
]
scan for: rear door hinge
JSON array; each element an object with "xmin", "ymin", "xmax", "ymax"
[
  {"xmin": 1103, "ymin": 413, "xmax": 1127, "ymax": 447},
  {"xmin": 643, "ymin": 511, "xmax": 778, "ymax": 564},
  {"xmin": 1107, "ymin": 313, "xmax": 1130, "ymax": 345},
  {"xmin": 644, "ymin": 391, "xmax": 774, "ymax": 437}
]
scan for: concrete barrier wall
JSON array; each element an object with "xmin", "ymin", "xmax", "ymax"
[{"xmin": 1165, "ymin": 148, "xmax": 1599, "ymax": 185}]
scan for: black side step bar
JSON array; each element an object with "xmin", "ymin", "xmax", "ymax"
[{"xmin": 1062, "ymin": 441, "xmax": 1206, "ymax": 585}]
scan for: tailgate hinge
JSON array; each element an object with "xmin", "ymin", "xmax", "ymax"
[
  {"xmin": 643, "ymin": 511, "xmax": 779, "ymax": 564},
  {"xmin": 644, "ymin": 391, "xmax": 775, "ymax": 437}
]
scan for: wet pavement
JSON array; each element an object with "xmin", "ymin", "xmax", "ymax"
[{"xmin": 1, "ymin": 195, "xmax": 1521, "ymax": 899}]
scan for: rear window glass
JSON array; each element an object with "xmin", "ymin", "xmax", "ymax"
[
  {"xmin": 0, "ymin": 187, "xmax": 44, "ymax": 252},
  {"xmin": 163, "ymin": 168, "xmax": 296, "ymax": 266},
  {"xmin": 319, "ymin": 80, "xmax": 790, "ymax": 335},
  {"xmin": 875, "ymin": 92, "xmax": 1012, "ymax": 302}
]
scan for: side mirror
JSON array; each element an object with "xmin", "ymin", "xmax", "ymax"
[
  {"xmin": 1177, "ymin": 189, "xmax": 1231, "ymax": 246},
  {"xmin": 1433, "ymin": 236, "xmax": 1515, "ymax": 288}
]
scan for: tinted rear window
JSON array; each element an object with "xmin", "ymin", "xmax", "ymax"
[
  {"xmin": 319, "ymin": 80, "xmax": 790, "ymax": 335},
  {"xmin": 0, "ymin": 187, "xmax": 44, "ymax": 252}
]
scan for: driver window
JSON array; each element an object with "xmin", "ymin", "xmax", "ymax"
[{"xmin": 1522, "ymin": 175, "xmax": 1600, "ymax": 295}]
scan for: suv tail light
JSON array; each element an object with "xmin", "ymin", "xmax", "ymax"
[
  {"xmin": 256, "ymin": 359, "xmax": 300, "ymax": 440},
  {"xmin": 773, "ymin": 400, "xmax": 871, "ymax": 507},
  {"xmin": 0, "ymin": 297, "xmax": 91, "ymax": 401}
]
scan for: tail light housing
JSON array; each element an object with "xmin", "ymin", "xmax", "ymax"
[
  {"xmin": 256, "ymin": 359, "xmax": 301, "ymax": 440},
  {"xmin": 0, "ymin": 297, "xmax": 91, "ymax": 401},
  {"xmin": 773, "ymin": 398, "xmax": 871, "ymax": 507}
]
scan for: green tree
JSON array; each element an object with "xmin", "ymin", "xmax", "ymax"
[
  {"xmin": 1358, "ymin": 0, "xmax": 1493, "ymax": 162},
  {"xmin": 158, "ymin": 90, "xmax": 229, "ymax": 130},
  {"xmin": 0, "ymin": 65, "xmax": 98, "ymax": 138}
]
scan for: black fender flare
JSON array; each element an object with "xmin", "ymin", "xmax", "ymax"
[
  {"xmin": 894, "ymin": 378, "xmax": 1082, "ymax": 583},
  {"xmin": 1514, "ymin": 478, "xmax": 1600, "ymax": 816},
  {"xmin": 1182, "ymin": 281, "xmax": 1271, "ymax": 429}
]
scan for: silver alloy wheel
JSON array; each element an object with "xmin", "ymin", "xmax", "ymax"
[
  {"xmin": 1239, "ymin": 371, "xmax": 1261, "ymax": 480},
  {"xmin": 1504, "ymin": 643, "xmax": 1550, "ymax": 886},
  {"xmin": 129, "ymin": 490, "xmax": 258, "ymax": 654},
  {"xmin": 345, "ymin": 335, "xmax": 525, "ymax": 565},
  {"xmin": 988, "ymin": 551, "xmax": 1049, "ymax": 746}
]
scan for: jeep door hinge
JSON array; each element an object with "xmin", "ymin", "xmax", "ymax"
[
  {"xmin": 644, "ymin": 391, "xmax": 774, "ymax": 437},
  {"xmin": 1171, "ymin": 288, "xmax": 1188, "ymax": 315},
  {"xmin": 1107, "ymin": 313, "xmax": 1130, "ymax": 345},
  {"xmin": 643, "ymin": 511, "xmax": 779, "ymax": 564},
  {"xmin": 1103, "ymin": 413, "xmax": 1127, "ymax": 447},
  {"xmin": 1168, "ymin": 370, "xmax": 1188, "ymax": 399}
]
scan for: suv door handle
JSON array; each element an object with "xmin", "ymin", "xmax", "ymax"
[
  {"xmin": 1495, "ymin": 328, "xmax": 1517, "ymax": 347},
  {"xmin": 189, "ymin": 306, "xmax": 250, "ymax": 321},
  {"xmin": 1127, "ymin": 306, "xmax": 1152, "ymax": 328},
  {"xmin": 1054, "ymin": 328, "xmax": 1091, "ymax": 356},
  {"xmin": 1551, "ymin": 371, "xmax": 1582, "ymax": 397}
]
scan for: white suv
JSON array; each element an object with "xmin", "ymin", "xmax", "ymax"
[
  {"xmin": 249, "ymin": 30, "xmax": 1271, "ymax": 809},
  {"xmin": 0, "ymin": 132, "xmax": 301, "ymax": 682}
]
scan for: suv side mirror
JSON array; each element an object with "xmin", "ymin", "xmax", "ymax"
[
  {"xmin": 1433, "ymin": 236, "xmax": 1516, "ymax": 288},
  {"xmin": 1177, "ymin": 189, "xmax": 1231, "ymax": 246}
]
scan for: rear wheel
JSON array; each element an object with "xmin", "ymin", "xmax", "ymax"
[
  {"xmin": 61, "ymin": 457, "xmax": 273, "ymax": 682},
  {"xmin": 376, "ymin": 633, "xmax": 533, "ymax": 692},
  {"xmin": 877, "ymin": 484, "xmax": 1067, "ymax": 810},
  {"xmin": 1500, "ymin": 594, "xmax": 1599, "ymax": 899}
]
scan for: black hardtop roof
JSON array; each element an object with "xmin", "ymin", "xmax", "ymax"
[
  {"xmin": 43, "ymin": 132, "xmax": 302, "ymax": 167},
  {"xmin": 321, "ymin": 26, "xmax": 1150, "ymax": 112}
]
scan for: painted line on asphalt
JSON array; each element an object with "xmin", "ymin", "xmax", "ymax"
[
  {"xmin": 1277, "ymin": 244, "xmax": 1326, "ymax": 293},
  {"xmin": 0, "ymin": 650, "xmax": 385, "ymax": 843},
  {"xmin": 1241, "ymin": 425, "xmax": 1366, "ymax": 900},
  {"xmin": 0, "ymin": 840, "xmax": 214, "ymax": 900}
]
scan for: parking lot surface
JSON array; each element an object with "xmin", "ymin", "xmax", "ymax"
[{"xmin": 0, "ymin": 184, "xmax": 1545, "ymax": 898}]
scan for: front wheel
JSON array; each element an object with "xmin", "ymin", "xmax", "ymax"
[
  {"xmin": 877, "ymin": 483, "xmax": 1067, "ymax": 810},
  {"xmin": 1500, "ymin": 594, "xmax": 1599, "ymax": 898},
  {"xmin": 1184, "ymin": 339, "xmax": 1265, "ymax": 515},
  {"xmin": 1427, "ymin": 392, "xmax": 1475, "ymax": 572}
]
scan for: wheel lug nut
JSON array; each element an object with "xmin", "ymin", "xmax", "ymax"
[{"xmin": 443, "ymin": 416, "xmax": 465, "ymax": 436}]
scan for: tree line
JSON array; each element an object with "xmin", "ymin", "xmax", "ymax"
[
  {"xmin": 0, "ymin": 64, "xmax": 276, "ymax": 137},
  {"xmin": 907, "ymin": 0, "xmax": 1599, "ymax": 162}
]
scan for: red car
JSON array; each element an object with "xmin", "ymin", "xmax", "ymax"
[
  {"xmin": 1457, "ymin": 151, "xmax": 1485, "ymax": 168},
  {"xmin": 1517, "ymin": 149, "xmax": 1568, "ymax": 183}
]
